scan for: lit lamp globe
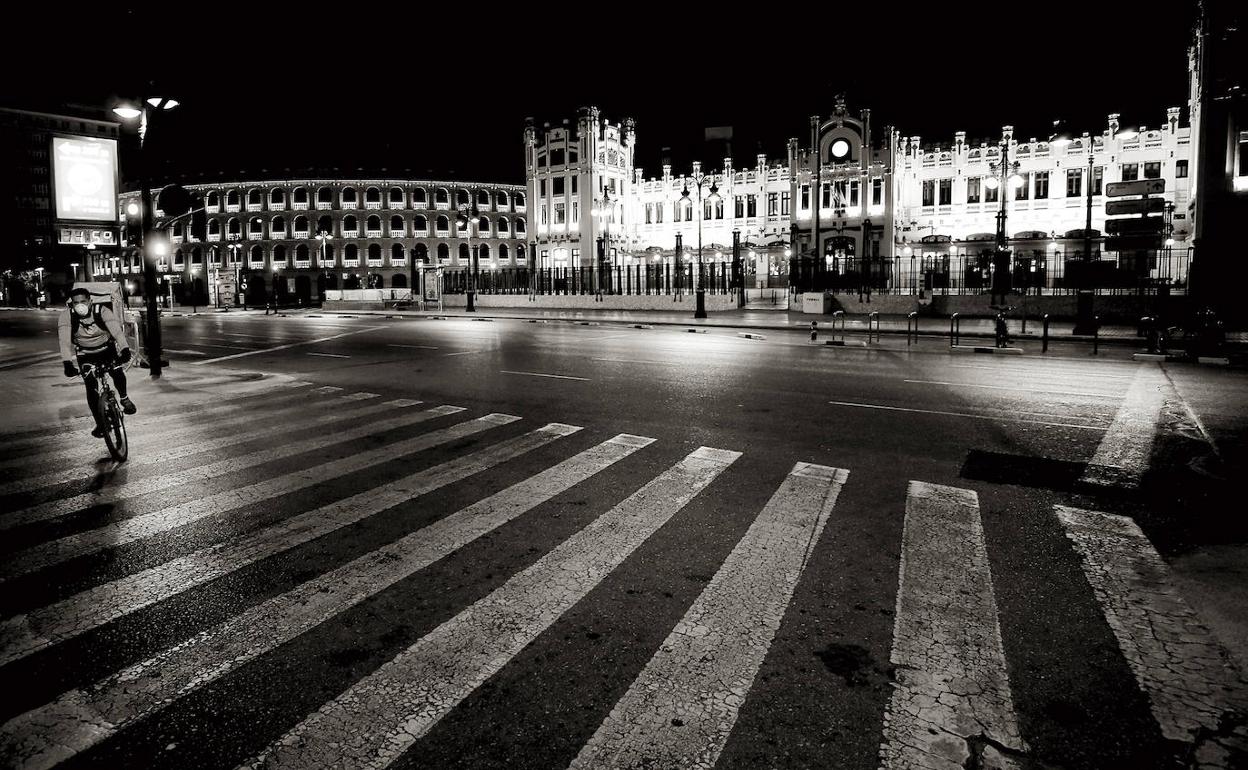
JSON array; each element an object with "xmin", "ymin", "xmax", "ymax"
[{"xmin": 126, "ymin": 201, "xmax": 141, "ymax": 217}]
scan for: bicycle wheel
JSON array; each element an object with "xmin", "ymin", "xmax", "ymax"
[{"xmin": 101, "ymin": 391, "xmax": 129, "ymax": 462}]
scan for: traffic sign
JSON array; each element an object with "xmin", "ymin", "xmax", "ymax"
[
  {"xmin": 1105, "ymin": 179, "xmax": 1165, "ymax": 197},
  {"xmin": 1104, "ymin": 234, "xmax": 1162, "ymax": 252},
  {"xmin": 1105, "ymin": 197, "xmax": 1165, "ymax": 216},
  {"xmin": 1105, "ymin": 216, "xmax": 1165, "ymax": 235}
]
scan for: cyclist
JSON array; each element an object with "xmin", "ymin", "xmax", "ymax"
[{"xmin": 59, "ymin": 286, "xmax": 137, "ymax": 437}]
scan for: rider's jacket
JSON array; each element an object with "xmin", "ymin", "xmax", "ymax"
[{"xmin": 58, "ymin": 305, "xmax": 129, "ymax": 362}]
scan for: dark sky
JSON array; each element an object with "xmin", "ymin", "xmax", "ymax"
[{"xmin": 4, "ymin": 3, "xmax": 1199, "ymax": 186}]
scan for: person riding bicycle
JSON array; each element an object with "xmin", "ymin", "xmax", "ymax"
[{"xmin": 59, "ymin": 286, "xmax": 137, "ymax": 437}]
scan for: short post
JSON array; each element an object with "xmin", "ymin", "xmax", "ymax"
[
  {"xmin": 1042, "ymin": 314, "xmax": 1050, "ymax": 353},
  {"xmin": 810, "ymin": 320, "xmax": 818, "ymax": 342},
  {"xmin": 907, "ymin": 311, "xmax": 918, "ymax": 346},
  {"xmin": 832, "ymin": 310, "xmax": 844, "ymax": 343},
  {"xmin": 950, "ymin": 312, "xmax": 960, "ymax": 347},
  {"xmin": 869, "ymin": 311, "xmax": 879, "ymax": 344},
  {"xmin": 1093, "ymin": 314, "xmax": 1100, "ymax": 355}
]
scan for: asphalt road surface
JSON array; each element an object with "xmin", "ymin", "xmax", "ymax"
[{"xmin": 0, "ymin": 309, "xmax": 1244, "ymax": 769}]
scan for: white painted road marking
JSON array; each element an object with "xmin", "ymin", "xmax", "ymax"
[
  {"xmin": 0, "ymin": 399, "xmax": 426, "ymax": 532},
  {"xmin": 386, "ymin": 344, "xmax": 438, "ymax": 349},
  {"xmin": 591, "ymin": 357, "xmax": 680, "ymax": 366},
  {"xmin": 902, "ymin": 379, "xmax": 1121, "ymax": 399},
  {"xmin": 307, "ymin": 352, "xmax": 351, "ymax": 358},
  {"xmin": 442, "ymin": 351, "xmax": 479, "ymax": 357},
  {"xmin": 1079, "ymin": 365, "xmax": 1165, "ymax": 489},
  {"xmin": 192, "ymin": 326, "xmax": 384, "ymax": 364},
  {"xmin": 0, "ymin": 431, "xmax": 651, "ymax": 769},
  {"xmin": 1056, "ymin": 505, "xmax": 1248, "ymax": 749},
  {"xmin": 880, "ymin": 482, "xmax": 1026, "ymax": 770},
  {"xmin": 500, "ymin": 370, "xmax": 590, "ymax": 381},
  {"xmin": 243, "ymin": 446, "xmax": 741, "ymax": 770},
  {"xmin": 570, "ymin": 462, "xmax": 848, "ymax": 770},
  {"xmin": 0, "ymin": 411, "xmax": 512, "ymax": 666},
  {"xmin": 827, "ymin": 400, "xmax": 1107, "ymax": 431}
]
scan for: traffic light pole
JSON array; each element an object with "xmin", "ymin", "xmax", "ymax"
[{"xmin": 137, "ymin": 167, "xmax": 164, "ymax": 378}]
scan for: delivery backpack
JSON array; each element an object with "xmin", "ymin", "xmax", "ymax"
[{"xmin": 69, "ymin": 281, "xmax": 131, "ymax": 343}]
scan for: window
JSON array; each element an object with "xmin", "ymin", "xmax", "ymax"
[
  {"xmin": 938, "ymin": 178, "xmax": 952, "ymax": 206},
  {"xmin": 747, "ymin": 195, "xmax": 757, "ymax": 217},
  {"xmin": 704, "ymin": 199, "xmax": 712, "ymax": 220},
  {"xmin": 767, "ymin": 193, "xmax": 778, "ymax": 216},
  {"xmin": 554, "ymin": 202, "xmax": 565, "ymax": 224},
  {"xmin": 1176, "ymin": 160, "xmax": 1188, "ymax": 178},
  {"xmin": 1093, "ymin": 166, "xmax": 1104, "ymax": 195},
  {"xmin": 1014, "ymin": 174, "xmax": 1030, "ymax": 200},
  {"xmin": 1121, "ymin": 163, "xmax": 1139, "ymax": 181},
  {"xmin": 438, "ymin": 243, "xmax": 449, "ymax": 259},
  {"xmin": 645, "ymin": 203, "xmax": 653, "ymax": 224},
  {"xmin": 872, "ymin": 178, "xmax": 883, "ymax": 206},
  {"xmin": 553, "ymin": 177, "xmax": 564, "ymax": 195},
  {"xmin": 1143, "ymin": 161, "xmax": 1161, "ymax": 179},
  {"xmin": 714, "ymin": 199, "xmax": 724, "ymax": 219},
  {"xmin": 571, "ymin": 176, "xmax": 578, "ymax": 194},
  {"xmin": 539, "ymin": 179, "xmax": 546, "ymax": 196},
  {"xmin": 655, "ymin": 202, "xmax": 664, "ymax": 223},
  {"xmin": 735, "ymin": 196, "xmax": 744, "ymax": 218},
  {"xmin": 848, "ymin": 180, "xmax": 859, "ymax": 208},
  {"xmin": 921, "ymin": 180, "xmax": 935, "ymax": 207},
  {"xmin": 966, "ymin": 177, "xmax": 981, "ymax": 203},
  {"xmin": 821, "ymin": 184, "xmax": 831, "ymax": 209},
  {"xmin": 1066, "ymin": 169, "xmax": 1082, "ymax": 197},
  {"xmin": 1034, "ymin": 171, "xmax": 1049, "ymax": 199},
  {"xmin": 985, "ymin": 183, "xmax": 999, "ymax": 203},
  {"xmin": 572, "ymin": 201, "xmax": 578, "ymax": 224},
  {"xmin": 550, "ymin": 148, "xmax": 565, "ymax": 166},
  {"xmin": 781, "ymin": 192, "xmax": 791, "ymax": 215},
  {"xmin": 1241, "ymin": 132, "xmax": 1248, "ymax": 176},
  {"xmin": 801, "ymin": 185, "xmax": 811, "ymax": 210}
]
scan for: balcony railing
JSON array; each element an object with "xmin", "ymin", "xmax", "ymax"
[
  {"xmin": 391, "ymin": 257, "xmax": 407, "ymax": 266},
  {"xmin": 207, "ymin": 233, "xmax": 221, "ymax": 242},
  {"xmin": 316, "ymin": 200, "xmax": 333, "ymax": 210},
  {"xmin": 206, "ymin": 204, "xmax": 220, "ymax": 213},
  {"xmin": 341, "ymin": 199, "xmax": 359, "ymax": 208},
  {"xmin": 364, "ymin": 200, "xmax": 382, "ymax": 209},
  {"xmin": 246, "ymin": 202, "xmax": 263, "ymax": 212},
  {"xmin": 292, "ymin": 229, "xmax": 309, "ymax": 238},
  {"xmin": 389, "ymin": 228, "xmax": 405, "ymax": 237},
  {"xmin": 365, "ymin": 229, "xmax": 382, "ymax": 238},
  {"xmin": 226, "ymin": 203, "xmax": 241, "ymax": 212},
  {"xmin": 249, "ymin": 230, "xmax": 264, "ymax": 239},
  {"xmin": 412, "ymin": 198, "xmax": 428, "ymax": 208},
  {"xmin": 295, "ymin": 260, "xmax": 311, "ymax": 268},
  {"xmin": 269, "ymin": 201, "xmax": 286, "ymax": 211},
  {"xmin": 366, "ymin": 258, "xmax": 383, "ymax": 266},
  {"xmin": 434, "ymin": 201, "xmax": 450, "ymax": 210},
  {"xmin": 271, "ymin": 229, "xmax": 286, "ymax": 239},
  {"xmin": 292, "ymin": 200, "xmax": 309, "ymax": 210},
  {"xmin": 342, "ymin": 229, "xmax": 359, "ymax": 237},
  {"xmin": 228, "ymin": 232, "xmax": 241, "ymax": 241},
  {"xmin": 389, "ymin": 198, "xmax": 405, "ymax": 209},
  {"xmin": 343, "ymin": 258, "xmax": 360, "ymax": 267}
]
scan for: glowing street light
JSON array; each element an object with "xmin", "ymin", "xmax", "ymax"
[{"xmin": 681, "ymin": 172, "xmax": 721, "ymax": 319}]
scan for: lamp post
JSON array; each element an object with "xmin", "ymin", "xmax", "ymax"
[
  {"xmin": 458, "ymin": 202, "xmax": 478, "ymax": 312},
  {"xmin": 316, "ymin": 230, "xmax": 332, "ymax": 304},
  {"xmin": 681, "ymin": 172, "xmax": 721, "ymax": 319},
  {"xmin": 69, "ymin": 262, "xmax": 79, "ymax": 284},
  {"xmin": 113, "ymin": 95, "xmax": 178, "ymax": 378},
  {"xmin": 594, "ymin": 190, "xmax": 614, "ymax": 293},
  {"xmin": 982, "ymin": 135, "xmax": 1023, "ymax": 305}
]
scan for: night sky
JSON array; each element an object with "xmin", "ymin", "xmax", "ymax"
[{"xmin": 3, "ymin": 3, "xmax": 1199, "ymax": 187}]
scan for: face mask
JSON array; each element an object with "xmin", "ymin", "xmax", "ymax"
[{"xmin": 73, "ymin": 302, "xmax": 91, "ymax": 318}]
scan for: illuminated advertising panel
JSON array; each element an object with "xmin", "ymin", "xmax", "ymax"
[{"xmin": 52, "ymin": 136, "xmax": 118, "ymax": 222}]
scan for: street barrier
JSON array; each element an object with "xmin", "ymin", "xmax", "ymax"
[
  {"xmin": 907, "ymin": 312, "xmax": 918, "ymax": 347},
  {"xmin": 832, "ymin": 311, "xmax": 846, "ymax": 344},
  {"xmin": 950, "ymin": 313, "xmax": 961, "ymax": 347},
  {"xmin": 868, "ymin": 311, "xmax": 880, "ymax": 344}
]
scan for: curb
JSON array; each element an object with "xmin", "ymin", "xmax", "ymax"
[
  {"xmin": 823, "ymin": 339, "xmax": 869, "ymax": 348},
  {"xmin": 951, "ymin": 345, "xmax": 1024, "ymax": 355},
  {"xmin": 737, "ymin": 332, "xmax": 767, "ymax": 340}
]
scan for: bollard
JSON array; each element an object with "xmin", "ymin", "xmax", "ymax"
[
  {"xmin": 1042, "ymin": 314, "xmax": 1050, "ymax": 353},
  {"xmin": 950, "ymin": 313, "xmax": 960, "ymax": 347},
  {"xmin": 868, "ymin": 311, "xmax": 879, "ymax": 344},
  {"xmin": 907, "ymin": 311, "xmax": 917, "ymax": 346},
  {"xmin": 1093, "ymin": 315, "xmax": 1100, "ymax": 355},
  {"xmin": 832, "ymin": 310, "xmax": 845, "ymax": 343},
  {"xmin": 810, "ymin": 320, "xmax": 818, "ymax": 342}
]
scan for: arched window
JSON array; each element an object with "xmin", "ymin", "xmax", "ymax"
[
  {"xmin": 292, "ymin": 215, "xmax": 308, "ymax": 235},
  {"xmin": 365, "ymin": 186, "xmax": 381, "ymax": 203},
  {"xmin": 296, "ymin": 244, "xmax": 309, "ymax": 262},
  {"xmin": 324, "ymin": 244, "xmax": 335, "ymax": 263},
  {"xmin": 456, "ymin": 189, "xmax": 470, "ymax": 206},
  {"xmin": 499, "ymin": 244, "xmax": 509, "ymax": 260},
  {"xmin": 191, "ymin": 246, "xmax": 202, "ymax": 264},
  {"xmin": 292, "ymin": 186, "xmax": 308, "ymax": 204},
  {"xmin": 273, "ymin": 244, "xmax": 287, "ymax": 263},
  {"xmin": 206, "ymin": 190, "xmax": 220, "ymax": 209},
  {"xmin": 270, "ymin": 188, "xmax": 286, "ymax": 205},
  {"xmin": 271, "ymin": 215, "xmax": 286, "ymax": 234},
  {"xmin": 478, "ymin": 216, "xmax": 490, "ymax": 234},
  {"xmin": 479, "ymin": 244, "xmax": 490, "ymax": 259},
  {"xmin": 343, "ymin": 215, "xmax": 358, "ymax": 233},
  {"xmin": 368, "ymin": 243, "xmax": 382, "ymax": 261},
  {"xmin": 249, "ymin": 244, "xmax": 264, "ymax": 262},
  {"xmin": 317, "ymin": 215, "xmax": 332, "ymax": 234},
  {"xmin": 317, "ymin": 186, "xmax": 333, "ymax": 205},
  {"xmin": 497, "ymin": 191, "xmax": 509, "ymax": 208},
  {"xmin": 391, "ymin": 243, "xmax": 404, "ymax": 262},
  {"xmin": 249, "ymin": 217, "xmax": 264, "ymax": 237},
  {"xmin": 173, "ymin": 222, "xmax": 185, "ymax": 238},
  {"xmin": 514, "ymin": 192, "xmax": 526, "ymax": 207},
  {"xmin": 515, "ymin": 218, "xmax": 526, "ymax": 235},
  {"xmin": 389, "ymin": 186, "xmax": 404, "ymax": 205},
  {"xmin": 390, "ymin": 215, "xmax": 404, "ymax": 232},
  {"xmin": 208, "ymin": 219, "xmax": 221, "ymax": 236},
  {"xmin": 412, "ymin": 187, "xmax": 427, "ymax": 205},
  {"xmin": 247, "ymin": 188, "xmax": 263, "ymax": 206},
  {"xmin": 366, "ymin": 215, "xmax": 382, "ymax": 233},
  {"xmin": 209, "ymin": 246, "xmax": 220, "ymax": 265},
  {"xmin": 517, "ymin": 244, "xmax": 526, "ymax": 260},
  {"xmin": 437, "ymin": 242, "xmax": 449, "ymax": 259},
  {"xmin": 435, "ymin": 215, "xmax": 449, "ymax": 233},
  {"xmin": 435, "ymin": 188, "xmax": 449, "ymax": 205},
  {"xmin": 341, "ymin": 187, "xmax": 357, "ymax": 206},
  {"xmin": 459, "ymin": 243, "xmax": 470, "ymax": 260},
  {"xmin": 228, "ymin": 218, "xmax": 241, "ymax": 236},
  {"xmin": 226, "ymin": 190, "xmax": 240, "ymax": 207},
  {"xmin": 344, "ymin": 243, "xmax": 359, "ymax": 261},
  {"xmin": 497, "ymin": 216, "xmax": 509, "ymax": 235},
  {"xmin": 392, "ymin": 273, "xmax": 407, "ymax": 288},
  {"xmin": 413, "ymin": 214, "xmax": 428, "ymax": 234},
  {"xmin": 477, "ymin": 189, "xmax": 490, "ymax": 206},
  {"xmin": 414, "ymin": 243, "xmax": 428, "ymax": 261}
]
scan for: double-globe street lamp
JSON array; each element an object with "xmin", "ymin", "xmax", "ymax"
[
  {"xmin": 316, "ymin": 230, "xmax": 332, "ymax": 303},
  {"xmin": 112, "ymin": 95, "xmax": 178, "ymax": 378},
  {"xmin": 982, "ymin": 138, "xmax": 1023, "ymax": 305},
  {"xmin": 681, "ymin": 172, "xmax": 721, "ymax": 319},
  {"xmin": 593, "ymin": 191, "xmax": 615, "ymax": 293},
  {"xmin": 458, "ymin": 202, "xmax": 479, "ymax": 312}
]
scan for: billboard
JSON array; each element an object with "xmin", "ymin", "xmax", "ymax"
[{"xmin": 52, "ymin": 135, "xmax": 118, "ymax": 222}]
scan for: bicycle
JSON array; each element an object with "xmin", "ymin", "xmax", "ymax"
[{"xmin": 80, "ymin": 361, "xmax": 129, "ymax": 462}]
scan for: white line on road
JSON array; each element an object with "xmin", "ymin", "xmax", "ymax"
[
  {"xmin": 0, "ymin": 351, "xmax": 59, "ymax": 370},
  {"xmin": 162, "ymin": 348, "xmax": 208, "ymax": 356},
  {"xmin": 193, "ymin": 326, "xmax": 384, "ymax": 364},
  {"xmin": 386, "ymin": 344, "xmax": 439, "ymax": 349},
  {"xmin": 571, "ymin": 462, "xmax": 848, "ymax": 770},
  {"xmin": 242, "ymin": 446, "xmax": 741, "ymax": 770},
  {"xmin": 949, "ymin": 363, "xmax": 1134, "ymax": 379},
  {"xmin": 591, "ymin": 357, "xmax": 680, "ymax": 366},
  {"xmin": 0, "ymin": 431, "xmax": 650, "ymax": 769},
  {"xmin": 306, "ymin": 352, "xmax": 351, "ymax": 358},
  {"xmin": 169, "ymin": 341, "xmax": 253, "ymax": 350},
  {"xmin": 827, "ymin": 400, "xmax": 1108, "ymax": 430},
  {"xmin": 442, "ymin": 350, "xmax": 480, "ymax": 357},
  {"xmin": 1056, "ymin": 506, "xmax": 1248, "ymax": 747},
  {"xmin": 0, "ymin": 411, "xmax": 512, "ymax": 667},
  {"xmin": 880, "ymin": 482, "xmax": 1026, "ymax": 769},
  {"xmin": 903, "ymin": 379, "xmax": 1121, "ymax": 399},
  {"xmin": 1079, "ymin": 365, "xmax": 1165, "ymax": 490},
  {"xmin": 500, "ymin": 370, "xmax": 590, "ymax": 381}
]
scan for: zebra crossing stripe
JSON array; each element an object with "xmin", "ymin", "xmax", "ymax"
[
  {"xmin": 879, "ymin": 482, "xmax": 1026, "ymax": 770},
  {"xmin": 0, "ymin": 404, "xmax": 466, "ymax": 580},
  {"xmin": 0, "ymin": 351, "xmax": 59, "ymax": 371},
  {"xmin": 242, "ymin": 446, "xmax": 741, "ymax": 770},
  {"xmin": 0, "ymin": 413, "xmax": 514, "ymax": 667},
  {"xmin": 0, "ymin": 399, "xmax": 435, "ymax": 533},
  {"xmin": 0, "ymin": 431, "xmax": 646, "ymax": 769},
  {"xmin": 1056, "ymin": 505, "xmax": 1248, "ymax": 748},
  {"xmin": 0, "ymin": 392, "xmax": 387, "ymax": 494},
  {"xmin": 570, "ymin": 462, "xmax": 848, "ymax": 770},
  {"xmin": 1080, "ymin": 365, "xmax": 1165, "ymax": 490},
  {"xmin": 0, "ymin": 381, "xmax": 315, "ymax": 454}
]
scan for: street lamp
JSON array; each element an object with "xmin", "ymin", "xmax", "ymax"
[
  {"xmin": 458, "ymin": 202, "xmax": 479, "ymax": 312},
  {"xmin": 593, "ymin": 190, "xmax": 614, "ymax": 293},
  {"xmin": 112, "ymin": 94, "xmax": 178, "ymax": 378},
  {"xmin": 69, "ymin": 262, "xmax": 79, "ymax": 283},
  {"xmin": 681, "ymin": 171, "xmax": 721, "ymax": 319},
  {"xmin": 982, "ymin": 133, "xmax": 1023, "ymax": 305}
]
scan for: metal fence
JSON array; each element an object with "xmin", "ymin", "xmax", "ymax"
[
  {"xmin": 789, "ymin": 250, "xmax": 1191, "ymax": 296},
  {"xmin": 443, "ymin": 263, "xmax": 736, "ymax": 296}
]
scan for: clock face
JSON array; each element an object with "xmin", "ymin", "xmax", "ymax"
[{"xmin": 831, "ymin": 139, "xmax": 850, "ymax": 159}]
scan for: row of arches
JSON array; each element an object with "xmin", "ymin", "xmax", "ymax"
[
  {"xmin": 177, "ymin": 213, "xmax": 527, "ymax": 241},
  {"xmin": 202, "ymin": 185, "xmax": 526, "ymax": 211},
  {"xmin": 171, "ymin": 242, "xmax": 528, "ymax": 265}
]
